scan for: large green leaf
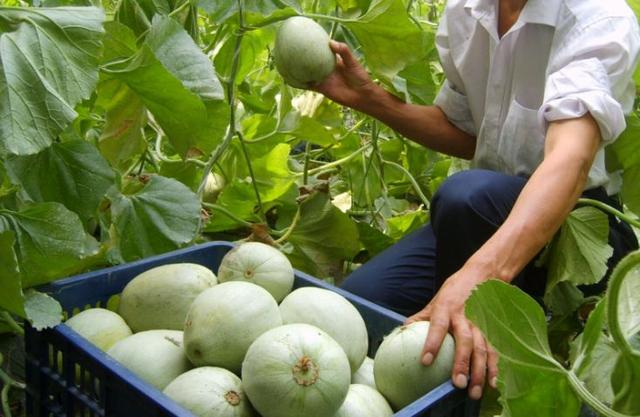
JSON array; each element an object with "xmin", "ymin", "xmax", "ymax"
[
  {"xmin": 466, "ymin": 280, "xmax": 581, "ymax": 417},
  {"xmin": 106, "ymin": 175, "xmax": 201, "ymax": 263},
  {"xmin": 5, "ymin": 141, "xmax": 116, "ymax": 225},
  {"xmin": 542, "ymin": 207, "xmax": 612, "ymax": 310},
  {"xmin": 343, "ymin": 0, "xmax": 430, "ymax": 80},
  {"xmin": 146, "ymin": 16, "xmax": 224, "ymax": 103},
  {"xmin": 0, "ymin": 231, "xmax": 24, "ymax": 317},
  {"xmin": 607, "ymin": 113, "xmax": 640, "ymax": 216},
  {"xmin": 288, "ymin": 191, "xmax": 360, "ymax": 277},
  {"xmin": 104, "ymin": 16, "xmax": 227, "ymax": 157},
  {"xmin": 0, "ymin": 203, "xmax": 101, "ymax": 288},
  {"xmin": 0, "ymin": 7, "xmax": 104, "ymax": 155}
]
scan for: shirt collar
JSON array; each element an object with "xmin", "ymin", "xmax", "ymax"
[
  {"xmin": 519, "ymin": 0, "xmax": 561, "ymax": 27},
  {"xmin": 464, "ymin": 0, "xmax": 561, "ymax": 28}
]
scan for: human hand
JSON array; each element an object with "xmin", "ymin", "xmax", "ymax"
[
  {"xmin": 405, "ymin": 270, "xmax": 499, "ymax": 400},
  {"xmin": 312, "ymin": 41, "xmax": 378, "ymax": 110}
]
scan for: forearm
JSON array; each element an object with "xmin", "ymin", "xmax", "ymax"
[
  {"xmin": 464, "ymin": 116, "xmax": 601, "ymax": 282},
  {"xmin": 359, "ymin": 84, "xmax": 476, "ymax": 159}
]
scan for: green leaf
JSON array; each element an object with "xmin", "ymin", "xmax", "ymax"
[
  {"xmin": 0, "ymin": 7, "xmax": 104, "ymax": 155},
  {"xmin": 105, "ymin": 16, "xmax": 228, "ymax": 158},
  {"xmin": 465, "ymin": 280, "xmax": 581, "ymax": 417},
  {"xmin": 204, "ymin": 180, "xmax": 258, "ymax": 232},
  {"xmin": 343, "ymin": 0, "xmax": 430, "ymax": 80},
  {"xmin": 279, "ymin": 113, "xmax": 336, "ymax": 147},
  {"xmin": 250, "ymin": 143, "xmax": 296, "ymax": 202},
  {"xmin": 106, "ymin": 175, "xmax": 201, "ymax": 263},
  {"xmin": 23, "ymin": 289, "xmax": 62, "ymax": 331},
  {"xmin": 146, "ymin": 16, "xmax": 224, "ymax": 102},
  {"xmin": 0, "ymin": 203, "xmax": 101, "ymax": 288},
  {"xmin": 215, "ymin": 28, "xmax": 272, "ymax": 86},
  {"xmin": 356, "ymin": 221, "xmax": 394, "ymax": 257},
  {"xmin": 201, "ymin": 0, "xmax": 299, "ymax": 25},
  {"xmin": 545, "ymin": 281, "xmax": 584, "ymax": 317},
  {"xmin": 387, "ymin": 209, "xmax": 428, "ymax": 241},
  {"xmin": 571, "ymin": 301, "xmax": 617, "ymax": 404},
  {"xmin": 288, "ymin": 191, "xmax": 360, "ymax": 277},
  {"xmin": 102, "ymin": 21, "xmax": 138, "ymax": 63},
  {"xmin": 543, "ymin": 207, "xmax": 612, "ymax": 311},
  {"xmin": 5, "ymin": 141, "xmax": 116, "ymax": 225},
  {"xmin": 96, "ymin": 79, "xmax": 148, "ymax": 170},
  {"xmin": 0, "ymin": 231, "xmax": 24, "ymax": 317},
  {"xmin": 607, "ymin": 113, "xmax": 640, "ymax": 216}
]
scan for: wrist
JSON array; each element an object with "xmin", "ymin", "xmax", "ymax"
[{"xmin": 356, "ymin": 83, "xmax": 402, "ymax": 117}]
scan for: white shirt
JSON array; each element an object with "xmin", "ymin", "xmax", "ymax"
[{"xmin": 434, "ymin": 0, "xmax": 640, "ymax": 192}]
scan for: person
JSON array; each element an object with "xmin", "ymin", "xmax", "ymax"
[{"xmin": 313, "ymin": 0, "xmax": 640, "ymax": 401}]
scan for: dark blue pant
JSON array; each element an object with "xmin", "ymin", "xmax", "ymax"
[{"xmin": 341, "ymin": 169, "xmax": 638, "ymax": 317}]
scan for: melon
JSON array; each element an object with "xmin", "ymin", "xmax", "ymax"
[
  {"xmin": 373, "ymin": 321, "xmax": 455, "ymax": 409},
  {"xmin": 183, "ymin": 281, "xmax": 282, "ymax": 373},
  {"xmin": 163, "ymin": 367, "xmax": 255, "ymax": 417},
  {"xmin": 119, "ymin": 263, "xmax": 217, "ymax": 332},
  {"xmin": 274, "ymin": 16, "xmax": 336, "ymax": 89},
  {"xmin": 352, "ymin": 356, "xmax": 376, "ymax": 389},
  {"xmin": 203, "ymin": 172, "xmax": 225, "ymax": 203},
  {"xmin": 217, "ymin": 242, "xmax": 294, "ymax": 303},
  {"xmin": 279, "ymin": 287, "xmax": 368, "ymax": 372},
  {"xmin": 65, "ymin": 308, "xmax": 132, "ymax": 351},
  {"xmin": 335, "ymin": 384, "xmax": 393, "ymax": 417},
  {"xmin": 107, "ymin": 330, "xmax": 192, "ymax": 390},
  {"xmin": 241, "ymin": 323, "xmax": 350, "ymax": 417}
]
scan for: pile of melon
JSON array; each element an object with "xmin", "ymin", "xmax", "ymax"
[{"xmin": 65, "ymin": 242, "xmax": 454, "ymax": 417}]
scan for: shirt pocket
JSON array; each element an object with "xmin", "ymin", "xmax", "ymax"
[{"xmin": 499, "ymin": 99, "xmax": 545, "ymax": 177}]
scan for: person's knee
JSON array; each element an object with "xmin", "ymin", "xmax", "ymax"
[{"xmin": 432, "ymin": 170, "xmax": 496, "ymax": 223}]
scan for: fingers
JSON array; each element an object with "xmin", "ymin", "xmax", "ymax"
[
  {"xmin": 487, "ymin": 343, "xmax": 499, "ymax": 389},
  {"xmin": 468, "ymin": 326, "xmax": 487, "ymax": 400},
  {"xmin": 421, "ymin": 311, "xmax": 449, "ymax": 366},
  {"xmin": 329, "ymin": 40, "xmax": 359, "ymax": 69},
  {"xmin": 449, "ymin": 316, "xmax": 473, "ymax": 389}
]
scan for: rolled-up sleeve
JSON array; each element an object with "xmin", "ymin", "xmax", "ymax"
[
  {"xmin": 434, "ymin": 81, "xmax": 476, "ymax": 135},
  {"xmin": 539, "ymin": 15, "xmax": 640, "ymax": 144},
  {"xmin": 434, "ymin": 8, "xmax": 476, "ymax": 136}
]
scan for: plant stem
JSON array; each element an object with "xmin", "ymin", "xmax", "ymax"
[
  {"xmin": 303, "ymin": 141, "xmax": 312, "ymax": 185},
  {"xmin": 236, "ymin": 132, "xmax": 264, "ymax": 218},
  {"xmin": 566, "ymin": 370, "xmax": 634, "ymax": 417},
  {"xmin": 275, "ymin": 206, "xmax": 302, "ymax": 244},
  {"xmin": 606, "ymin": 250, "xmax": 640, "ymax": 356},
  {"xmin": 202, "ymin": 203, "xmax": 254, "ymax": 228},
  {"xmin": 198, "ymin": 0, "xmax": 245, "ymax": 196},
  {"xmin": 577, "ymin": 198, "xmax": 640, "ymax": 228},
  {"xmin": 382, "ymin": 160, "xmax": 431, "ymax": 208},
  {"xmin": 167, "ymin": 0, "xmax": 191, "ymax": 18},
  {"xmin": 151, "ymin": 126, "xmax": 207, "ymax": 168},
  {"xmin": 304, "ymin": 13, "xmax": 354, "ymax": 24},
  {"xmin": 294, "ymin": 145, "xmax": 370, "ymax": 178},
  {"xmin": 0, "ymin": 312, "xmax": 23, "ymax": 336},
  {"xmin": 0, "ymin": 354, "xmax": 25, "ymax": 417}
]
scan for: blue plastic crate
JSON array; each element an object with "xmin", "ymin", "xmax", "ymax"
[{"xmin": 24, "ymin": 241, "xmax": 477, "ymax": 417}]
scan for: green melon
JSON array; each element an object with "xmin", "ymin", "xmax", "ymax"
[
  {"xmin": 274, "ymin": 16, "xmax": 336, "ymax": 89},
  {"xmin": 119, "ymin": 263, "xmax": 217, "ymax": 332}
]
